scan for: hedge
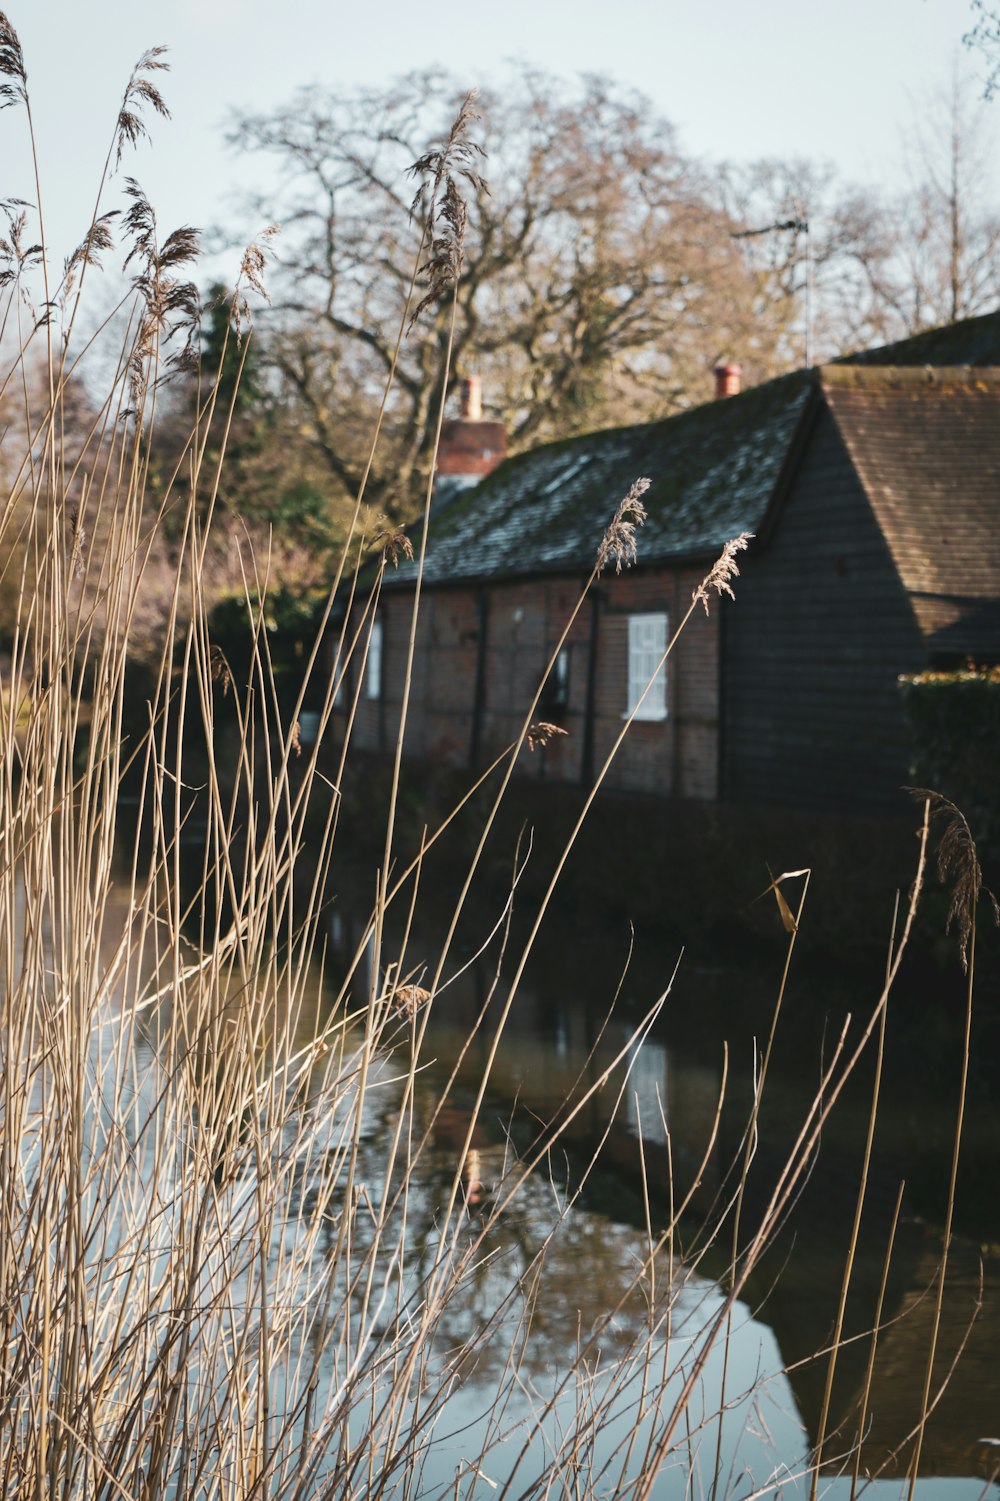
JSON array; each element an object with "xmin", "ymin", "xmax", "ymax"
[{"xmin": 899, "ymin": 666, "xmax": 1000, "ymax": 856}]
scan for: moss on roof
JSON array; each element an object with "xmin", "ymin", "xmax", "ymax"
[
  {"xmin": 391, "ymin": 370, "xmax": 812, "ymax": 587},
  {"xmin": 387, "ymin": 310, "xmax": 1000, "ymax": 591}
]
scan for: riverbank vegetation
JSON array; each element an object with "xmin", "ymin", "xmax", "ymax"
[{"xmin": 0, "ymin": 16, "xmax": 996, "ymax": 1497}]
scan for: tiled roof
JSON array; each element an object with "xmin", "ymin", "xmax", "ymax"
[
  {"xmin": 391, "ymin": 371, "xmax": 813, "ymax": 586},
  {"xmin": 821, "ymin": 366, "xmax": 1000, "ymax": 648},
  {"xmin": 839, "ymin": 308, "xmax": 1000, "ymax": 368},
  {"xmin": 388, "ymin": 311, "xmax": 1000, "ymax": 612}
]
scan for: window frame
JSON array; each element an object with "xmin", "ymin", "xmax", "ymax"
[{"xmin": 625, "ymin": 612, "xmax": 668, "ymax": 721}]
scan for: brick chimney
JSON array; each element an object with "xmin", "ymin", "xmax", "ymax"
[
  {"xmin": 459, "ymin": 375, "xmax": 482, "ymax": 421},
  {"xmin": 714, "ymin": 362, "xmax": 742, "ymax": 399},
  {"xmin": 435, "ymin": 376, "xmax": 507, "ymax": 499}
]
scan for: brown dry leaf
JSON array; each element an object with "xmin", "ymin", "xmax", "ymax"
[
  {"xmin": 757, "ymin": 866, "xmax": 810, "ymax": 933},
  {"xmin": 773, "ymin": 883, "xmax": 797, "ymax": 934}
]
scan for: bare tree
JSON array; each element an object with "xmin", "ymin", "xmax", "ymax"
[
  {"xmin": 965, "ymin": 0, "xmax": 1000, "ymax": 95},
  {"xmin": 227, "ymin": 70, "xmax": 800, "ymax": 520},
  {"xmin": 716, "ymin": 157, "xmax": 895, "ymax": 362},
  {"xmin": 714, "ymin": 67, "xmax": 1000, "ymax": 359},
  {"xmin": 854, "ymin": 67, "xmax": 1000, "ymax": 339}
]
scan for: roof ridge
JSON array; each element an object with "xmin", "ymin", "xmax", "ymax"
[{"xmin": 822, "ymin": 364, "xmax": 1000, "ymax": 389}]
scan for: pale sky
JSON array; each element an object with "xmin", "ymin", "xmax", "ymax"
[{"xmin": 1, "ymin": 0, "xmax": 991, "ymax": 290}]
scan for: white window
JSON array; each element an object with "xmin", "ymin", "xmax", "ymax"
[
  {"xmin": 626, "ymin": 613, "xmax": 668, "ymax": 720},
  {"xmin": 366, "ymin": 618, "xmax": 383, "ymax": 701}
]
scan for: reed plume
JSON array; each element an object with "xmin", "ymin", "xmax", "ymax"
[
  {"xmin": 407, "ymin": 89, "xmax": 486, "ymax": 329},
  {"xmin": 0, "ymin": 10, "xmax": 26, "ymax": 109},
  {"xmin": 596, "ymin": 477, "xmax": 650, "ymax": 574},
  {"xmin": 526, "ymin": 721, "xmax": 568, "ymax": 751},
  {"xmin": 115, "ymin": 45, "xmax": 170, "ymax": 166},
  {"xmin": 911, "ymin": 788, "xmax": 999, "ymax": 970},
  {"xmin": 693, "ymin": 530, "xmax": 753, "ymax": 613}
]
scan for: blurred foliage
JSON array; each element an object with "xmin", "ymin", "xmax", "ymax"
[
  {"xmin": 900, "ymin": 666, "xmax": 1000, "ymax": 858},
  {"xmin": 151, "ymin": 284, "xmax": 344, "ymax": 559},
  {"xmin": 207, "ymin": 585, "xmax": 327, "ymax": 709}
]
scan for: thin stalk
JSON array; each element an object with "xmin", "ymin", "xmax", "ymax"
[
  {"xmin": 710, "ymin": 871, "xmax": 811, "ymax": 1501},
  {"xmin": 850, "ymin": 1181, "xmax": 905, "ymax": 1500},
  {"xmin": 810, "ymin": 893, "xmax": 898, "ymax": 1496},
  {"xmin": 906, "ymin": 906, "xmax": 976, "ymax": 1499}
]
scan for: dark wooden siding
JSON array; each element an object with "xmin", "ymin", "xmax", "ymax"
[{"xmin": 722, "ymin": 404, "xmax": 926, "ymax": 813}]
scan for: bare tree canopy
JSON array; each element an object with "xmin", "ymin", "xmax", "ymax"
[
  {"xmin": 227, "ymin": 70, "xmax": 806, "ymax": 519},
  {"xmin": 718, "ymin": 66, "xmax": 1000, "ymax": 360},
  {"xmin": 855, "ymin": 67, "xmax": 1000, "ymax": 338},
  {"xmin": 227, "ymin": 65, "xmax": 1000, "ymax": 523},
  {"xmin": 966, "ymin": 0, "xmax": 1000, "ymax": 94},
  {"xmin": 715, "ymin": 156, "xmax": 892, "ymax": 361}
]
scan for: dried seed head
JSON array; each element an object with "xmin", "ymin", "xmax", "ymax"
[
  {"xmin": 597, "ymin": 478, "xmax": 650, "ymax": 575},
  {"xmin": 234, "ymin": 225, "xmax": 280, "ymax": 341},
  {"xmin": 407, "ymin": 90, "xmax": 487, "ymax": 331},
  {"xmin": 121, "ymin": 180, "xmax": 201, "ymax": 403},
  {"xmin": 0, "ymin": 12, "xmax": 27, "ymax": 109},
  {"xmin": 693, "ymin": 532, "xmax": 753, "ymax": 614},
  {"xmin": 526, "ymin": 721, "xmax": 568, "ymax": 751},
  {"xmin": 372, "ymin": 522, "xmax": 414, "ymax": 568},
  {"xmin": 0, "ymin": 204, "xmax": 42, "ymax": 294},
  {"xmin": 67, "ymin": 505, "xmax": 86, "ymax": 580},
  {"xmin": 64, "ymin": 211, "xmax": 119, "ymax": 291},
  {"xmin": 210, "ymin": 645, "xmax": 232, "ymax": 697},
  {"xmin": 115, "ymin": 46, "xmax": 170, "ymax": 168},
  {"xmin": 909, "ymin": 789, "xmax": 999, "ymax": 972},
  {"xmin": 289, "ymin": 720, "xmax": 302, "ymax": 758},
  {"xmin": 391, "ymin": 984, "xmax": 431, "ymax": 1019}
]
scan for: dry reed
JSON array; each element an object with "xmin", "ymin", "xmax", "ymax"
[{"xmin": 0, "ymin": 18, "xmax": 985, "ymax": 1499}]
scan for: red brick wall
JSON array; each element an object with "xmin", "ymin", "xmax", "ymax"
[
  {"xmin": 436, "ymin": 419, "xmax": 507, "ymax": 477},
  {"xmin": 591, "ymin": 569, "xmax": 719, "ymax": 799},
  {"xmin": 333, "ymin": 568, "xmax": 720, "ymax": 799}
]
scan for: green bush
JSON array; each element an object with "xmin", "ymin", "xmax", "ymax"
[
  {"xmin": 899, "ymin": 666, "xmax": 1000, "ymax": 856},
  {"xmin": 208, "ymin": 586, "xmax": 327, "ymax": 708}
]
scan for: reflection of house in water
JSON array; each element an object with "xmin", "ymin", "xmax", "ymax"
[
  {"xmin": 625, "ymin": 1029, "xmax": 667, "ymax": 1138},
  {"xmin": 324, "ymin": 893, "xmax": 1000, "ymax": 1488},
  {"xmin": 621, "ymin": 1031, "xmax": 726, "ymax": 1210},
  {"xmin": 813, "ymin": 1241, "xmax": 1000, "ymax": 1484},
  {"xmin": 743, "ymin": 1169, "xmax": 1000, "ymax": 1486},
  {"xmin": 328, "ymin": 897, "xmax": 732, "ymax": 1215}
]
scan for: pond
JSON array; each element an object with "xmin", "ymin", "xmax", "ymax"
[
  {"xmin": 79, "ymin": 795, "xmax": 1000, "ymax": 1499},
  {"xmin": 314, "ymin": 882, "xmax": 1000, "ymax": 1500}
]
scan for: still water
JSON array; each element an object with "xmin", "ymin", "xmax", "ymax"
[
  {"xmin": 99, "ymin": 793, "xmax": 1000, "ymax": 1501},
  {"xmin": 319, "ymin": 884, "xmax": 1000, "ymax": 1501}
]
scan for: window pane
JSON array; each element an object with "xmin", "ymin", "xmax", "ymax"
[
  {"xmin": 366, "ymin": 619, "xmax": 383, "ymax": 700},
  {"xmin": 627, "ymin": 613, "xmax": 667, "ymax": 719}
]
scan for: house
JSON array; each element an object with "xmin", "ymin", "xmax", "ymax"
[{"xmin": 335, "ymin": 312, "xmax": 1000, "ymax": 815}]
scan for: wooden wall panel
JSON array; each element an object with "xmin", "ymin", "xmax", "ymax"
[{"xmin": 721, "ymin": 406, "xmax": 926, "ymax": 813}]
